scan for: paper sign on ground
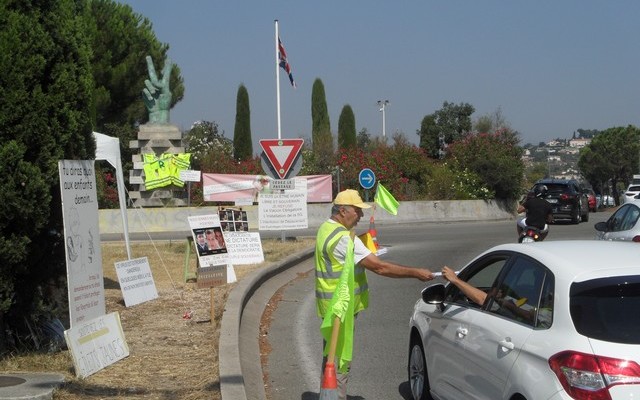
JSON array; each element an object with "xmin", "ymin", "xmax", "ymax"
[
  {"xmin": 114, "ymin": 257, "xmax": 158, "ymax": 307},
  {"xmin": 64, "ymin": 312, "xmax": 129, "ymax": 378}
]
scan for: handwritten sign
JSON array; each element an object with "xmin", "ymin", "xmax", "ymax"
[{"xmin": 58, "ymin": 160, "xmax": 105, "ymax": 327}]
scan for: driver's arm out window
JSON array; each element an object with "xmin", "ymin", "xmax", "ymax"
[{"xmin": 445, "ymin": 257, "xmax": 507, "ymax": 308}]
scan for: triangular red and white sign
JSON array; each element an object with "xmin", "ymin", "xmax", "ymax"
[{"xmin": 259, "ymin": 139, "xmax": 304, "ymax": 179}]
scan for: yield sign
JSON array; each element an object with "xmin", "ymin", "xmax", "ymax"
[{"xmin": 259, "ymin": 139, "xmax": 304, "ymax": 179}]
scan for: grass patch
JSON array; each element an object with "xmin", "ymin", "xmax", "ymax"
[{"xmin": 0, "ymin": 237, "xmax": 315, "ymax": 399}]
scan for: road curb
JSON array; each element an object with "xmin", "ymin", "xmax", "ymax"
[{"xmin": 219, "ymin": 246, "xmax": 315, "ymax": 400}]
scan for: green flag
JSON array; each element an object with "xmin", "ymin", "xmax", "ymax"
[
  {"xmin": 375, "ymin": 183, "xmax": 399, "ymax": 215},
  {"xmin": 320, "ymin": 235, "xmax": 355, "ymax": 374}
]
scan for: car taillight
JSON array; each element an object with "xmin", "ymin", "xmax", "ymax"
[
  {"xmin": 549, "ymin": 351, "xmax": 640, "ymax": 400},
  {"xmin": 633, "ymin": 236, "xmax": 640, "ymax": 243}
]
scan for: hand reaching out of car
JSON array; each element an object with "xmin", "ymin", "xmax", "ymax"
[{"xmin": 441, "ymin": 266, "xmax": 460, "ymax": 283}]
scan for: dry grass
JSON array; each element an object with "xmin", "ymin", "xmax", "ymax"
[{"xmin": 0, "ymin": 237, "xmax": 315, "ymax": 399}]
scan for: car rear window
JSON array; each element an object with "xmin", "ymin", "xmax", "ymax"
[
  {"xmin": 570, "ymin": 276, "xmax": 640, "ymax": 344},
  {"xmin": 627, "ymin": 186, "xmax": 640, "ymax": 192},
  {"xmin": 545, "ymin": 184, "xmax": 569, "ymax": 193}
]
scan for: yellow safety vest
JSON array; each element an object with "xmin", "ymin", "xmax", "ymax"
[
  {"xmin": 315, "ymin": 221, "xmax": 369, "ymax": 318},
  {"xmin": 143, "ymin": 153, "xmax": 191, "ymax": 189},
  {"xmin": 142, "ymin": 153, "xmax": 172, "ymax": 189}
]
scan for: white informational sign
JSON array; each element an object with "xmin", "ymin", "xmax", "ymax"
[
  {"xmin": 179, "ymin": 169, "xmax": 201, "ymax": 182},
  {"xmin": 188, "ymin": 215, "xmax": 230, "ymax": 287},
  {"xmin": 59, "ymin": 160, "xmax": 105, "ymax": 327},
  {"xmin": 114, "ymin": 257, "xmax": 158, "ymax": 307},
  {"xmin": 258, "ymin": 180, "xmax": 308, "ymax": 230},
  {"xmin": 224, "ymin": 232, "xmax": 265, "ymax": 264},
  {"xmin": 64, "ymin": 312, "xmax": 129, "ymax": 378}
]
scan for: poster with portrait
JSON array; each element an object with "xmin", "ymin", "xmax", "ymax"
[
  {"xmin": 188, "ymin": 215, "xmax": 229, "ymax": 266},
  {"xmin": 219, "ymin": 208, "xmax": 249, "ymax": 232},
  {"xmin": 218, "ymin": 207, "xmax": 264, "ymax": 265},
  {"xmin": 187, "ymin": 214, "xmax": 230, "ymax": 288}
]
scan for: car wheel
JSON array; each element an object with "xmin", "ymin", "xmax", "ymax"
[
  {"xmin": 408, "ymin": 338, "xmax": 432, "ymax": 400},
  {"xmin": 571, "ymin": 206, "xmax": 581, "ymax": 224},
  {"xmin": 582, "ymin": 207, "xmax": 589, "ymax": 222}
]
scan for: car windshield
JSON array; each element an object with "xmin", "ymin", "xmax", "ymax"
[
  {"xmin": 627, "ymin": 186, "xmax": 640, "ymax": 192},
  {"xmin": 570, "ymin": 275, "xmax": 640, "ymax": 344}
]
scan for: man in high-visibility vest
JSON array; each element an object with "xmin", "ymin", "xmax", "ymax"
[{"xmin": 316, "ymin": 189, "xmax": 436, "ymax": 400}]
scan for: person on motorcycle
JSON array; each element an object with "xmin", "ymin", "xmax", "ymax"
[{"xmin": 517, "ymin": 184, "xmax": 553, "ymax": 241}]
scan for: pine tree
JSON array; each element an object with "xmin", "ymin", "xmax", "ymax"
[{"xmin": 233, "ymin": 84, "xmax": 253, "ymax": 160}]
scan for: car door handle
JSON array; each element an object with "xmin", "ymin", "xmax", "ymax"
[
  {"xmin": 456, "ymin": 327, "xmax": 468, "ymax": 338},
  {"xmin": 499, "ymin": 338, "xmax": 515, "ymax": 351}
]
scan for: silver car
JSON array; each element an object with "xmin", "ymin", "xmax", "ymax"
[
  {"xmin": 408, "ymin": 241, "xmax": 640, "ymax": 400},
  {"xmin": 594, "ymin": 202, "xmax": 640, "ymax": 242}
]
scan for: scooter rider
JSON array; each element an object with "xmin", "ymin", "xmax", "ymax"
[{"xmin": 517, "ymin": 184, "xmax": 553, "ymax": 240}]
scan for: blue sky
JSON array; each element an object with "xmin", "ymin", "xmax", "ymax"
[{"xmin": 121, "ymin": 1, "xmax": 640, "ymax": 151}]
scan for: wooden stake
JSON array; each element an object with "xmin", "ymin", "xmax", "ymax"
[{"xmin": 210, "ymin": 287, "xmax": 215, "ymax": 323}]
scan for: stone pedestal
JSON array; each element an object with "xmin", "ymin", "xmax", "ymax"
[{"xmin": 129, "ymin": 124, "xmax": 189, "ymax": 207}]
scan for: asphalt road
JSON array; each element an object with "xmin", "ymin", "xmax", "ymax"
[{"xmin": 262, "ymin": 211, "xmax": 612, "ymax": 400}]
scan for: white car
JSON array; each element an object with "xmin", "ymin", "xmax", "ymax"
[
  {"xmin": 594, "ymin": 202, "xmax": 640, "ymax": 242},
  {"xmin": 408, "ymin": 241, "xmax": 640, "ymax": 400},
  {"xmin": 622, "ymin": 184, "xmax": 640, "ymax": 203}
]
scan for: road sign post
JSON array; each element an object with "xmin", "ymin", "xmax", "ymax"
[{"xmin": 359, "ymin": 168, "xmax": 376, "ymax": 201}]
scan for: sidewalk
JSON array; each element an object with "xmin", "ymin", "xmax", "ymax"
[{"xmin": 0, "ymin": 372, "xmax": 64, "ymax": 400}]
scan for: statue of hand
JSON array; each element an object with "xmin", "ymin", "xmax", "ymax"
[{"xmin": 142, "ymin": 55, "xmax": 173, "ymax": 124}]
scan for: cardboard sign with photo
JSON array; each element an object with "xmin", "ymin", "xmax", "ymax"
[{"xmin": 187, "ymin": 215, "xmax": 228, "ymax": 268}]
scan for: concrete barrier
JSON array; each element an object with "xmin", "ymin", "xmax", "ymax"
[{"xmin": 99, "ymin": 199, "xmax": 516, "ymax": 234}]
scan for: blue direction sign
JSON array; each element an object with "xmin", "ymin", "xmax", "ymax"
[{"xmin": 359, "ymin": 168, "xmax": 376, "ymax": 190}]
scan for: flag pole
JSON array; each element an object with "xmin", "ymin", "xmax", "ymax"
[{"xmin": 275, "ymin": 19, "xmax": 282, "ymax": 140}]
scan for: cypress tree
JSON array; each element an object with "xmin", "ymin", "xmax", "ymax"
[
  {"xmin": 311, "ymin": 78, "xmax": 334, "ymax": 172},
  {"xmin": 338, "ymin": 104, "xmax": 357, "ymax": 150},
  {"xmin": 233, "ymin": 84, "xmax": 253, "ymax": 160}
]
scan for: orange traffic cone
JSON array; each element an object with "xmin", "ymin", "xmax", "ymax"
[
  {"xmin": 319, "ymin": 316, "xmax": 340, "ymax": 399},
  {"xmin": 368, "ymin": 215, "xmax": 379, "ymax": 250}
]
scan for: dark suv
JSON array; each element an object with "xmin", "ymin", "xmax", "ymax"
[{"xmin": 531, "ymin": 179, "xmax": 590, "ymax": 224}]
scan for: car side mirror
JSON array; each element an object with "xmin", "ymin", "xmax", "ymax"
[
  {"xmin": 594, "ymin": 221, "xmax": 608, "ymax": 232},
  {"xmin": 421, "ymin": 283, "xmax": 446, "ymax": 304}
]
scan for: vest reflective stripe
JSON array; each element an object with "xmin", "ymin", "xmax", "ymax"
[{"xmin": 315, "ymin": 221, "xmax": 369, "ymax": 317}]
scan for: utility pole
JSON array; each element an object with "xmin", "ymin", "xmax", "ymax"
[{"xmin": 377, "ymin": 100, "xmax": 389, "ymax": 138}]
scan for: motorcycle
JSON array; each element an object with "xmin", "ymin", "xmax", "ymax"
[{"xmin": 518, "ymin": 225, "xmax": 544, "ymax": 243}]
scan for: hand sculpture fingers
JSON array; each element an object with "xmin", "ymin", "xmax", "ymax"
[
  {"xmin": 145, "ymin": 55, "xmax": 160, "ymax": 85},
  {"xmin": 160, "ymin": 58, "xmax": 173, "ymax": 86},
  {"xmin": 144, "ymin": 79, "xmax": 158, "ymax": 95}
]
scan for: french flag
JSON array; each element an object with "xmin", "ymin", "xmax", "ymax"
[{"xmin": 278, "ymin": 37, "xmax": 296, "ymax": 88}]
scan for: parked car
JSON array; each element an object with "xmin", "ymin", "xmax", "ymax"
[
  {"xmin": 408, "ymin": 241, "xmax": 640, "ymax": 400},
  {"xmin": 598, "ymin": 194, "xmax": 616, "ymax": 208},
  {"xmin": 622, "ymin": 184, "xmax": 640, "ymax": 204},
  {"xmin": 594, "ymin": 202, "xmax": 640, "ymax": 242},
  {"xmin": 531, "ymin": 179, "xmax": 589, "ymax": 223},
  {"xmin": 586, "ymin": 188, "xmax": 597, "ymax": 212}
]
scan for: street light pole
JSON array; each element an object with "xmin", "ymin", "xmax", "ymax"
[{"xmin": 377, "ymin": 100, "xmax": 389, "ymax": 138}]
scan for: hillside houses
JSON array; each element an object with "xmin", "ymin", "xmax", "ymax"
[{"xmin": 522, "ymin": 134, "xmax": 592, "ymax": 180}]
